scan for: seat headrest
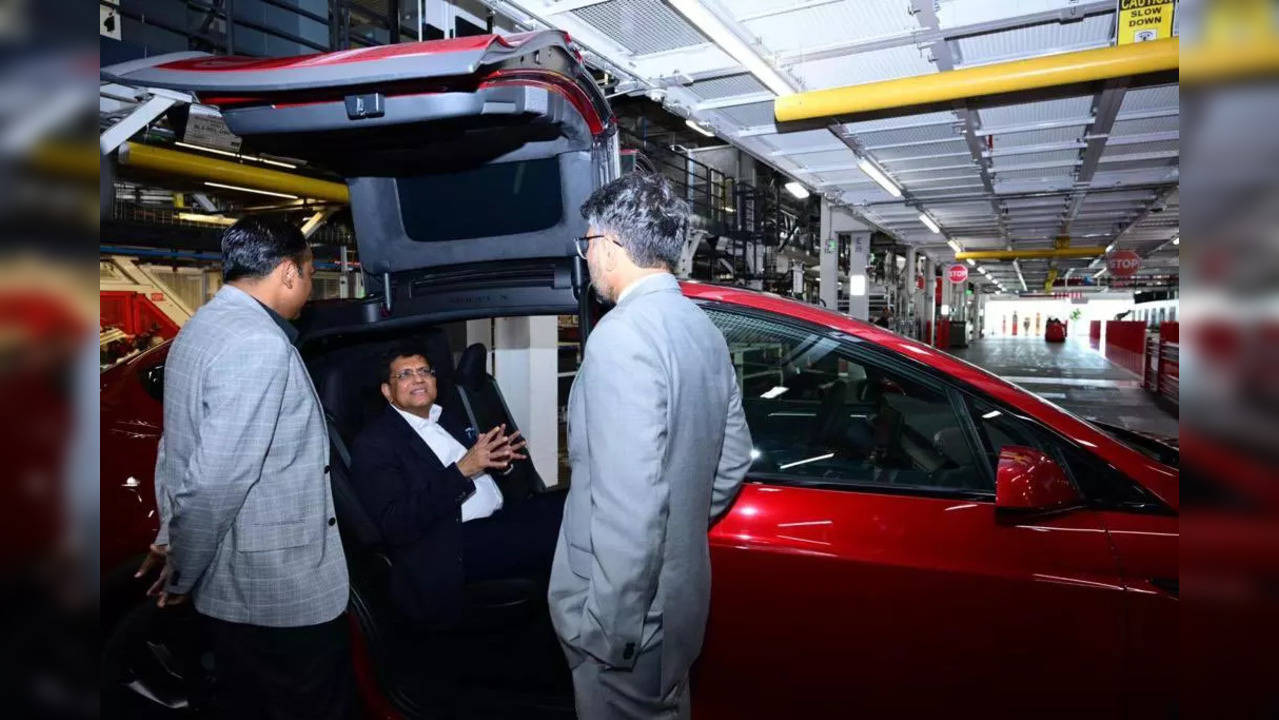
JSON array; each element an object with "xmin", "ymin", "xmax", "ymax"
[
  {"xmin": 457, "ymin": 343, "xmax": 488, "ymax": 390},
  {"xmin": 311, "ymin": 328, "xmax": 455, "ymax": 444}
]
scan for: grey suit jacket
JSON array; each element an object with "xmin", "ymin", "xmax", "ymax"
[
  {"xmin": 548, "ymin": 273, "xmax": 752, "ymax": 691},
  {"xmin": 154, "ymin": 285, "xmax": 348, "ymax": 627}
]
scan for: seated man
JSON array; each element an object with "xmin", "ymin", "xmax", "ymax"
[{"xmin": 350, "ymin": 341, "xmax": 563, "ymax": 626}]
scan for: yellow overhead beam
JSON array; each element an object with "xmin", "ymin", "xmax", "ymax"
[
  {"xmin": 775, "ymin": 38, "xmax": 1179, "ymax": 123},
  {"xmin": 117, "ymin": 142, "xmax": 349, "ymax": 204},
  {"xmin": 956, "ymin": 247, "xmax": 1108, "ymax": 261}
]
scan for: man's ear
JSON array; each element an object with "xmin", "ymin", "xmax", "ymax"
[
  {"xmin": 279, "ymin": 259, "xmax": 298, "ymax": 289},
  {"xmin": 602, "ymin": 238, "xmax": 621, "ymax": 272},
  {"xmin": 380, "ymin": 382, "xmax": 393, "ymax": 404}
]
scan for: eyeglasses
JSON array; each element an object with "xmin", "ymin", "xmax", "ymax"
[
  {"xmin": 574, "ymin": 234, "xmax": 623, "ymax": 259},
  {"xmin": 392, "ymin": 367, "xmax": 436, "ymax": 382}
]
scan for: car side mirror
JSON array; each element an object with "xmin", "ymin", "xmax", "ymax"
[{"xmin": 995, "ymin": 446, "xmax": 1082, "ymax": 515}]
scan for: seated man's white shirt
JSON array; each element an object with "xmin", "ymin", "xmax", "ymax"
[{"xmin": 391, "ymin": 403, "xmax": 503, "ymax": 522}]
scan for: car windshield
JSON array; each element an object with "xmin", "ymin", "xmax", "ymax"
[{"xmin": 398, "ymin": 158, "xmax": 564, "ymax": 242}]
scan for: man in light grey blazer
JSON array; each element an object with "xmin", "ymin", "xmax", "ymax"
[
  {"xmin": 138, "ymin": 217, "xmax": 351, "ymax": 719},
  {"xmin": 549, "ymin": 173, "xmax": 753, "ymax": 719}
]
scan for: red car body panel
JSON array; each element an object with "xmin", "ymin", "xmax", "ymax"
[{"xmin": 100, "ymin": 284, "xmax": 1178, "ymax": 717}]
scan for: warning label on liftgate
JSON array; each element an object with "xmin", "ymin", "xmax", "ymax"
[{"xmin": 1117, "ymin": 0, "xmax": 1177, "ymax": 45}]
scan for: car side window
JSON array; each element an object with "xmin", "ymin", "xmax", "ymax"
[
  {"xmin": 703, "ymin": 308, "xmax": 990, "ymax": 495},
  {"xmin": 967, "ymin": 398, "xmax": 1164, "ymax": 511}
]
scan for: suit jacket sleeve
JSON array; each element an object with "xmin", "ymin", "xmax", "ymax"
[
  {"xmin": 166, "ymin": 333, "xmax": 291, "ymax": 595},
  {"xmin": 153, "ymin": 434, "xmax": 172, "ymax": 546},
  {"xmin": 350, "ymin": 425, "xmax": 475, "ymax": 546},
  {"xmin": 579, "ymin": 319, "xmax": 670, "ymax": 669},
  {"xmin": 711, "ymin": 368, "xmax": 752, "ymax": 520}
]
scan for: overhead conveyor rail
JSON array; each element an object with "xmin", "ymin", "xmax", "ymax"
[{"xmin": 774, "ymin": 38, "xmax": 1179, "ymax": 123}]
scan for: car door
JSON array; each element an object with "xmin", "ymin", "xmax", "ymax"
[
  {"xmin": 695, "ymin": 305, "xmax": 1129, "ymax": 716},
  {"xmin": 102, "ymin": 31, "xmax": 615, "ymax": 335}
]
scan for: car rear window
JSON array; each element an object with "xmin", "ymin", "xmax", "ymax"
[{"xmin": 397, "ymin": 158, "xmax": 564, "ymax": 242}]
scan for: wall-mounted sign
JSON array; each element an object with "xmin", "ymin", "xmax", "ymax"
[
  {"xmin": 947, "ymin": 263, "xmax": 969, "ymax": 284},
  {"xmin": 1117, "ymin": 0, "xmax": 1176, "ymax": 45},
  {"xmin": 1107, "ymin": 250, "xmax": 1142, "ymax": 277}
]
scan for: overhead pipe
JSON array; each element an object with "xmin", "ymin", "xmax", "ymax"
[
  {"xmin": 775, "ymin": 38, "xmax": 1178, "ymax": 123},
  {"xmin": 955, "ymin": 247, "xmax": 1108, "ymax": 261},
  {"xmin": 117, "ymin": 142, "xmax": 350, "ymax": 204}
]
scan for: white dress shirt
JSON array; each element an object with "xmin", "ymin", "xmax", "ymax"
[
  {"xmin": 616, "ymin": 271, "xmax": 673, "ymax": 305},
  {"xmin": 391, "ymin": 403, "xmax": 503, "ymax": 522}
]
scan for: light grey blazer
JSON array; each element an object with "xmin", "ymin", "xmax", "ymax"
[
  {"xmin": 154, "ymin": 284, "xmax": 348, "ymax": 627},
  {"xmin": 549, "ymin": 273, "xmax": 753, "ymax": 690}
]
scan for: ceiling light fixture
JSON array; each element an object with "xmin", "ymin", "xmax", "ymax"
[
  {"xmin": 204, "ymin": 181, "xmax": 298, "ymax": 199},
  {"xmin": 966, "ymin": 258, "xmax": 976, "ymax": 266},
  {"xmin": 857, "ymin": 158, "xmax": 902, "ymax": 197},
  {"xmin": 667, "ymin": 0, "xmax": 795, "ymax": 96},
  {"xmin": 947, "ymin": 239, "xmax": 963, "ymax": 253},
  {"xmin": 919, "ymin": 213, "xmax": 941, "ymax": 234},
  {"xmin": 784, "ymin": 181, "xmax": 810, "ymax": 199},
  {"xmin": 685, "ymin": 118, "xmax": 716, "ymax": 137},
  {"xmin": 1172, "ymin": 236, "xmax": 1180, "ymax": 246}
]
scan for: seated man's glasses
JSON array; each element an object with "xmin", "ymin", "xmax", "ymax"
[{"xmin": 393, "ymin": 367, "xmax": 436, "ymax": 382}]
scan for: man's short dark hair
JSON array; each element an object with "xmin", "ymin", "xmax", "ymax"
[
  {"xmin": 221, "ymin": 215, "xmax": 310, "ymax": 282},
  {"xmin": 380, "ymin": 341, "xmax": 433, "ymax": 384},
  {"xmin": 580, "ymin": 172, "xmax": 690, "ymax": 270}
]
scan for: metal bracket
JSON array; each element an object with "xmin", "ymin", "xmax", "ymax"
[{"xmin": 99, "ymin": 86, "xmax": 195, "ymax": 155}]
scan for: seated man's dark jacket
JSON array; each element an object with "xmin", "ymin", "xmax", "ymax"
[{"xmin": 350, "ymin": 404, "xmax": 478, "ymax": 625}]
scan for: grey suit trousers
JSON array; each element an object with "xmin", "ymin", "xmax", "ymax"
[{"xmin": 568, "ymin": 643, "xmax": 691, "ymax": 720}]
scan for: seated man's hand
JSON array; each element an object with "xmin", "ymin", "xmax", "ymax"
[{"xmin": 457, "ymin": 424, "xmax": 529, "ymax": 477}]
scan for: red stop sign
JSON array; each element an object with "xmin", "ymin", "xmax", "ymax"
[
  {"xmin": 1106, "ymin": 250, "xmax": 1141, "ymax": 277},
  {"xmin": 947, "ymin": 264, "xmax": 969, "ymax": 284}
]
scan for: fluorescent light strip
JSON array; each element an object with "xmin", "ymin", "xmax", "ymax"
[
  {"xmin": 174, "ymin": 141, "xmax": 297, "ymax": 168},
  {"xmin": 685, "ymin": 118, "xmax": 715, "ymax": 137},
  {"xmin": 947, "ymin": 239, "xmax": 963, "ymax": 253},
  {"xmin": 966, "ymin": 258, "xmax": 976, "ymax": 266},
  {"xmin": 918, "ymin": 213, "xmax": 941, "ymax": 234},
  {"xmin": 857, "ymin": 158, "xmax": 901, "ymax": 197},
  {"xmin": 779, "ymin": 452, "xmax": 835, "ymax": 470},
  {"xmin": 668, "ymin": 0, "xmax": 795, "ymax": 96},
  {"xmin": 204, "ymin": 181, "xmax": 299, "ymax": 199},
  {"xmin": 760, "ymin": 386, "xmax": 789, "ymax": 399},
  {"xmin": 784, "ymin": 181, "xmax": 810, "ymax": 199},
  {"xmin": 177, "ymin": 212, "xmax": 237, "ymax": 226}
]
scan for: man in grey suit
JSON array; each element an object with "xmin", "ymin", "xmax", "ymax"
[
  {"xmin": 549, "ymin": 173, "xmax": 753, "ymax": 719},
  {"xmin": 136, "ymin": 217, "xmax": 352, "ymax": 719}
]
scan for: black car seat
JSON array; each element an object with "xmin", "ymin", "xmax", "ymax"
[{"xmin": 454, "ymin": 342, "xmax": 547, "ymax": 503}]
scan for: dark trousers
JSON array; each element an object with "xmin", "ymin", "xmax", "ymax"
[
  {"xmin": 205, "ymin": 613, "xmax": 355, "ymax": 720},
  {"xmin": 462, "ymin": 490, "xmax": 564, "ymax": 585}
]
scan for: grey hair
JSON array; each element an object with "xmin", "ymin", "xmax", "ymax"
[{"xmin": 580, "ymin": 172, "xmax": 690, "ymax": 270}]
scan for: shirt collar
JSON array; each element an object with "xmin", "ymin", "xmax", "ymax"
[
  {"xmin": 616, "ymin": 272, "xmax": 672, "ymax": 305},
  {"xmin": 253, "ymin": 299, "xmax": 300, "ymax": 345},
  {"xmin": 391, "ymin": 402, "xmax": 442, "ymax": 430}
]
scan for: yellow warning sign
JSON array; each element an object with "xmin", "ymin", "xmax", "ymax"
[{"xmin": 1117, "ymin": 0, "xmax": 1177, "ymax": 45}]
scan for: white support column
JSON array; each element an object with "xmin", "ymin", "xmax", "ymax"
[
  {"xmin": 492, "ymin": 317, "xmax": 560, "ymax": 486},
  {"xmin": 904, "ymin": 246, "xmax": 918, "ymax": 335},
  {"xmin": 921, "ymin": 256, "xmax": 934, "ymax": 343},
  {"xmin": 847, "ymin": 231, "xmax": 871, "ymax": 321},
  {"xmin": 819, "ymin": 199, "xmax": 837, "ymax": 310}
]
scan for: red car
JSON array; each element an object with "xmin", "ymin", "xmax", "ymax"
[
  {"xmin": 101, "ymin": 34, "xmax": 1178, "ymax": 717},
  {"xmin": 1046, "ymin": 318, "xmax": 1069, "ymax": 342}
]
